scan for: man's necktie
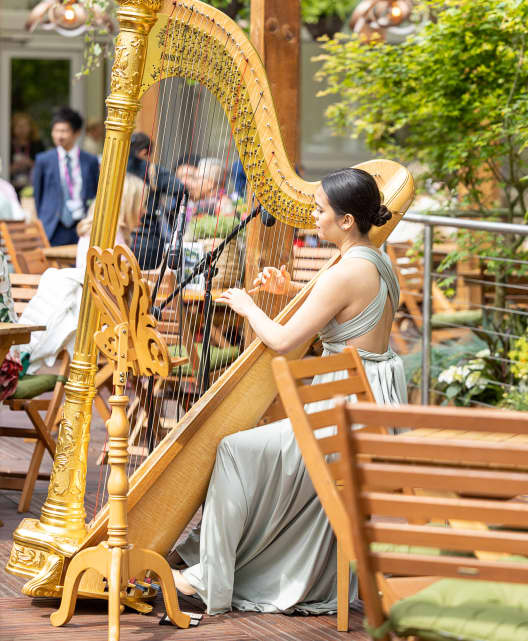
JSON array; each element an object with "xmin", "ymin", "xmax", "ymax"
[
  {"xmin": 64, "ymin": 153, "xmax": 73, "ymax": 198},
  {"xmin": 60, "ymin": 153, "xmax": 75, "ymax": 227}
]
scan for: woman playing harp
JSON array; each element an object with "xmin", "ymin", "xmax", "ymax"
[{"xmin": 171, "ymin": 166, "xmax": 407, "ymax": 614}]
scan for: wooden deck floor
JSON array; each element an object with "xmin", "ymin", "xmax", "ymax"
[{"xmin": 0, "ymin": 395, "xmax": 372, "ymax": 641}]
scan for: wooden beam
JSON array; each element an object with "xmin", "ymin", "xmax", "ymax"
[{"xmin": 246, "ymin": 0, "xmax": 300, "ymax": 339}]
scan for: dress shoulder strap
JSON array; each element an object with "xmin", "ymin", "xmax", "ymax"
[{"xmin": 342, "ymin": 246, "xmax": 399, "ymax": 314}]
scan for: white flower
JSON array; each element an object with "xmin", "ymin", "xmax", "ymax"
[
  {"xmin": 476, "ymin": 349, "xmax": 490, "ymax": 358},
  {"xmin": 438, "ymin": 365, "xmax": 463, "ymax": 384},
  {"xmin": 465, "ymin": 371, "xmax": 485, "ymax": 389}
]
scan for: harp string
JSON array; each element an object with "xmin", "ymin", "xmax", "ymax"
[
  {"xmin": 93, "ymin": 9, "xmax": 304, "ymax": 513},
  {"xmin": 94, "ymin": 5, "xmax": 183, "ymax": 517}
]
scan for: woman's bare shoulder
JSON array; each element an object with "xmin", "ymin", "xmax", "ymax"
[{"xmin": 330, "ymin": 255, "xmax": 380, "ymax": 281}]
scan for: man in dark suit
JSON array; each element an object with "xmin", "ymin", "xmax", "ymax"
[{"xmin": 33, "ymin": 107, "xmax": 100, "ymax": 246}]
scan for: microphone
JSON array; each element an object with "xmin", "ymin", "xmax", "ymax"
[
  {"xmin": 166, "ymin": 207, "xmax": 187, "ymax": 271},
  {"xmin": 260, "ymin": 208, "xmax": 276, "ymax": 227}
]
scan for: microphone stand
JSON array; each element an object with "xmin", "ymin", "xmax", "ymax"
[
  {"xmin": 144, "ymin": 192, "xmax": 188, "ymax": 453},
  {"xmin": 151, "ymin": 203, "xmax": 262, "ymax": 399}
]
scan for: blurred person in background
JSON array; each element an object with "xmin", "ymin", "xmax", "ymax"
[
  {"xmin": 82, "ymin": 118, "xmax": 105, "ymax": 159},
  {"xmin": 127, "ymin": 132, "xmax": 187, "ymax": 269},
  {"xmin": 187, "ymin": 157, "xmax": 234, "ymax": 218},
  {"xmin": 0, "ymin": 158, "xmax": 28, "ymax": 221},
  {"xmin": 10, "ymin": 112, "xmax": 45, "ymax": 198},
  {"xmin": 76, "ymin": 172, "xmax": 145, "ymax": 271},
  {"xmin": 33, "ymin": 107, "xmax": 99, "ymax": 246}
]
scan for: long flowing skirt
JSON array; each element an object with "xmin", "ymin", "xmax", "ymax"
[{"xmin": 176, "ymin": 350, "xmax": 406, "ymax": 614}]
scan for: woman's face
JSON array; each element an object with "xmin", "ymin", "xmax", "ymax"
[
  {"xmin": 312, "ymin": 185, "xmax": 346, "ymax": 243},
  {"xmin": 13, "ymin": 117, "xmax": 31, "ymax": 140}
]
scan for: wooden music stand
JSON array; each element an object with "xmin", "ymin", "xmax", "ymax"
[{"xmin": 50, "ymin": 245, "xmax": 199, "ymax": 640}]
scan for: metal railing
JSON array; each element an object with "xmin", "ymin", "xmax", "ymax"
[{"xmin": 398, "ymin": 211, "xmax": 528, "ymax": 405}]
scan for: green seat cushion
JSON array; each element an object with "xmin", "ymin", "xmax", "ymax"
[
  {"xmin": 431, "ymin": 309, "xmax": 483, "ymax": 329},
  {"xmin": 168, "ymin": 343, "xmax": 239, "ymax": 376},
  {"xmin": 350, "ymin": 542, "xmax": 472, "ymax": 571},
  {"xmin": 12, "ymin": 374, "xmax": 64, "ymax": 399},
  {"xmin": 388, "ymin": 578, "xmax": 528, "ymax": 641}
]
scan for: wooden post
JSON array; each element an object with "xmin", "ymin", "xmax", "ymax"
[{"xmin": 245, "ymin": 0, "xmax": 300, "ymax": 337}]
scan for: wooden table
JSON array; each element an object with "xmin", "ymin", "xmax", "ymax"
[
  {"xmin": 0, "ymin": 322, "xmax": 46, "ymax": 363},
  {"xmin": 43, "ymin": 244, "xmax": 77, "ymax": 267}
]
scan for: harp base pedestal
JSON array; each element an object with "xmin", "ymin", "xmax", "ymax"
[
  {"xmin": 6, "ymin": 520, "xmax": 157, "ymax": 612},
  {"xmin": 50, "ymin": 542, "xmax": 192, "ymax": 638}
]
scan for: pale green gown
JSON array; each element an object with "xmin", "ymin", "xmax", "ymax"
[{"xmin": 176, "ymin": 246, "xmax": 407, "ymax": 614}]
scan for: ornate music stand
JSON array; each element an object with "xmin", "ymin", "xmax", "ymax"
[{"xmin": 50, "ymin": 245, "xmax": 198, "ymax": 640}]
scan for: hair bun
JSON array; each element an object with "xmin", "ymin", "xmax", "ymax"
[{"xmin": 372, "ymin": 204, "xmax": 392, "ymax": 227}]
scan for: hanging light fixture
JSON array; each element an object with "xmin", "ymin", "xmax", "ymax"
[
  {"xmin": 26, "ymin": 0, "xmax": 114, "ymax": 38},
  {"xmin": 350, "ymin": 0, "xmax": 414, "ymax": 41}
]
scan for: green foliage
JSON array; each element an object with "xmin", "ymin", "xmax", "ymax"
[
  {"xmin": 78, "ymin": 0, "xmax": 362, "ymax": 76},
  {"xmin": 315, "ymin": 0, "xmax": 528, "ymax": 218},
  {"xmin": 434, "ymin": 348, "xmax": 504, "ymax": 407},
  {"xmin": 509, "ymin": 334, "xmax": 528, "ymax": 380},
  {"xmin": 500, "ymin": 383, "xmax": 528, "ymax": 410},
  {"xmin": 301, "ymin": 0, "xmax": 360, "ymax": 23},
  {"xmin": 188, "ymin": 0, "xmax": 361, "ymax": 25},
  {"xmin": 189, "ymin": 214, "xmax": 239, "ymax": 239},
  {"xmin": 316, "ymin": 0, "xmax": 528, "ymax": 382}
]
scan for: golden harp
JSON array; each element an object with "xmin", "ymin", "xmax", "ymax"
[{"xmin": 7, "ymin": 0, "xmax": 414, "ymax": 607}]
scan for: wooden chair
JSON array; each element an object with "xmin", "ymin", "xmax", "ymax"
[
  {"xmin": 9, "ymin": 273, "xmax": 113, "ymax": 444},
  {"xmin": 333, "ymin": 401, "xmax": 528, "ymax": 641},
  {"xmin": 0, "ymin": 219, "xmax": 56, "ymax": 273},
  {"xmin": 15, "ymin": 247, "xmax": 51, "ymax": 275},
  {"xmin": 0, "ymin": 274, "xmax": 69, "ymax": 511},
  {"xmin": 291, "ymin": 245, "xmax": 339, "ymax": 288},
  {"xmin": 271, "ymin": 347, "xmax": 381, "ymax": 632},
  {"xmin": 387, "ymin": 242, "xmax": 480, "ymax": 353}
]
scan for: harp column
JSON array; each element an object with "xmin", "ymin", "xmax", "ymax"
[{"xmin": 7, "ymin": 0, "xmax": 161, "ymax": 596}]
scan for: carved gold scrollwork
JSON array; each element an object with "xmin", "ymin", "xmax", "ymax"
[
  {"xmin": 86, "ymin": 245, "xmax": 170, "ymax": 378},
  {"xmin": 22, "ymin": 553, "xmax": 64, "ymax": 598}
]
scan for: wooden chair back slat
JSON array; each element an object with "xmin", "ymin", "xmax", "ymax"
[
  {"xmin": 361, "ymin": 492, "xmax": 528, "ymax": 528},
  {"xmin": 372, "ymin": 553, "xmax": 528, "ymax": 584},
  {"xmin": 11, "ymin": 288, "xmax": 36, "ymax": 300},
  {"xmin": 296, "ymin": 375, "xmax": 369, "ymax": 404},
  {"xmin": 355, "ymin": 432, "xmax": 528, "ymax": 468},
  {"xmin": 287, "ymin": 351, "xmax": 364, "ymax": 378},
  {"xmin": 10, "ymin": 274, "xmax": 42, "ymax": 287},
  {"xmin": 358, "ymin": 461, "xmax": 528, "ymax": 497},
  {"xmin": 366, "ymin": 521, "xmax": 528, "ymax": 556},
  {"xmin": 346, "ymin": 402, "xmax": 528, "ymax": 434},
  {"xmin": 13, "ymin": 303, "xmax": 28, "ymax": 315}
]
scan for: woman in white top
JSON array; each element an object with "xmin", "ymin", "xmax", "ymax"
[{"xmin": 20, "ymin": 173, "xmax": 146, "ymax": 373}]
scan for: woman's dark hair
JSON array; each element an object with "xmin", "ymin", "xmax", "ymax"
[
  {"xmin": 321, "ymin": 167, "xmax": 392, "ymax": 235},
  {"xmin": 130, "ymin": 132, "xmax": 151, "ymax": 156},
  {"xmin": 51, "ymin": 107, "xmax": 83, "ymax": 133}
]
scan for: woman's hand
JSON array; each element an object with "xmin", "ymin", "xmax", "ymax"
[
  {"xmin": 248, "ymin": 265, "xmax": 291, "ymax": 296},
  {"xmin": 217, "ymin": 288, "xmax": 256, "ymax": 317}
]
